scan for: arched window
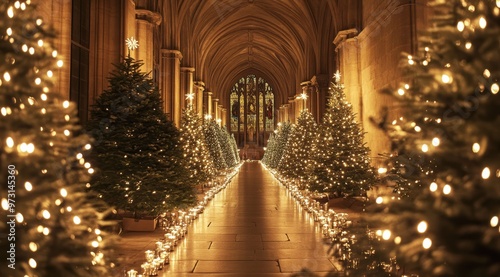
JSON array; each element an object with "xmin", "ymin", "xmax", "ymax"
[{"xmin": 230, "ymin": 74, "xmax": 274, "ymax": 147}]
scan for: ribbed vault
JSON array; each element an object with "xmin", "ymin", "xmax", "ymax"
[{"xmin": 167, "ymin": 0, "xmax": 339, "ymax": 107}]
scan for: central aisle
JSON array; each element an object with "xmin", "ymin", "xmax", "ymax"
[{"xmin": 162, "ymin": 162, "xmax": 338, "ymax": 276}]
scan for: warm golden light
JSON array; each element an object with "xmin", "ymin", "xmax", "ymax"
[
  {"xmin": 417, "ymin": 221, "xmax": 428, "ymax": 233},
  {"xmin": 423, "ymin": 238, "xmax": 432, "ymax": 249},
  {"xmin": 443, "ymin": 184, "xmax": 452, "ymax": 195},
  {"xmin": 472, "ymin": 143, "xmax": 480, "ymax": 153},
  {"xmin": 482, "ymin": 167, "xmax": 491, "ymax": 179},
  {"xmin": 491, "ymin": 216, "xmax": 499, "ymax": 227},
  {"xmin": 430, "ymin": 182, "xmax": 438, "ymax": 192}
]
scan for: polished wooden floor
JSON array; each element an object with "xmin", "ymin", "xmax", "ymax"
[{"xmin": 116, "ymin": 161, "xmax": 339, "ymax": 276}]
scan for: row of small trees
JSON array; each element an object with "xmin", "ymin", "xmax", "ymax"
[
  {"xmin": 87, "ymin": 55, "xmax": 239, "ymax": 218},
  {"xmin": 262, "ymin": 78, "xmax": 377, "ymax": 198}
]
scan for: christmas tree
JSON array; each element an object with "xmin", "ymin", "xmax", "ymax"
[
  {"xmin": 308, "ymin": 75, "xmax": 376, "ymax": 197},
  {"xmin": 179, "ymin": 104, "xmax": 215, "ymax": 189},
  {"xmin": 0, "ymin": 1, "xmax": 116, "ymax": 276},
  {"xmin": 87, "ymin": 46, "xmax": 195, "ymax": 217},
  {"xmin": 261, "ymin": 133, "xmax": 275, "ymax": 165},
  {"xmin": 278, "ymin": 109, "xmax": 319, "ymax": 186},
  {"xmin": 267, "ymin": 122, "xmax": 293, "ymax": 169},
  {"xmin": 230, "ymin": 133, "xmax": 240, "ymax": 163},
  {"xmin": 365, "ymin": 0, "xmax": 500, "ymax": 276},
  {"xmin": 203, "ymin": 120, "xmax": 227, "ymax": 171},
  {"xmin": 218, "ymin": 125, "xmax": 237, "ymax": 168}
]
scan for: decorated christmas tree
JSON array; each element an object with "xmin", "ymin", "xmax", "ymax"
[
  {"xmin": 364, "ymin": 0, "xmax": 500, "ymax": 276},
  {"xmin": 267, "ymin": 121, "xmax": 293, "ymax": 169},
  {"xmin": 261, "ymin": 133, "xmax": 275, "ymax": 165},
  {"xmin": 0, "ymin": 1, "xmax": 116, "ymax": 275},
  {"xmin": 87, "ymin": 44, "xmax": 195, "ymax": 217},
  {"xmin": 179, "ymin": 103, "xmax": 215, "ymax": 189},
  {"xmin": 230, "ymin": 133, "xmax": 240, "ymax": 163},
  {"xmin": 217, "ymin": 124, "xmax": 237, "ymax": 168},
  {"xmin": 203, "ymin": 120, "xmax": 227, "ymax": 171},
  {"xmin": 278, "ymin": 109, "xmax": 319, "ymax": 186},
  {"xmin": 308, "ymin": 74, "xmax": 376, "ymax": 197}
]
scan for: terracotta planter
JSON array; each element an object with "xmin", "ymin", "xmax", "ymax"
[{"xmin": 122, "ymin": 217, "xmax": 158, "ymax": 232}]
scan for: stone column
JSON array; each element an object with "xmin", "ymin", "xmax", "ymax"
[
  {"xmin": 334, "ymin": 28, "xmax": 362, "ymax": 125},
  {"xmin": 135, "ymin": 9, "xmax": 161, "ymax": 74},
  {"xmin": 221, "ymin": 107, "xmax": 227, "ymax": 128},
  {"xmin": 206, "ymin": 91, "xmax": 213, "ymax": 120},
  {"xmin": 159, "ymin": 49, "xmax": 182, "ymax": 124},
  {"xmin": 300, "ymin": 81, "xmax": 312, "ymax": 112},
  {"xmin": 194, "ymin": 81, "xmax": 205, "ymax": 118},
  {"xmin": 180, "ymin": 67, "xmax": 195, "ymax": 109},
  {"xmin": 213, "ymin": 98, "xmax": 219, "ymax": 122},
  {"xmin": 313, "ymin": 74, "xmax": 330, "ymax": 121}
]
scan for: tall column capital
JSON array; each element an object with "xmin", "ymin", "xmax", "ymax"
[
  {"xmin": 181, "ymin": 67, "xmax": 195, "ymax": 73},
  {"xmin": 333, "ymin": 28, "xmax": 359, "ymax": 52},
  {"xmin": 161, "ymin": 49, "xmax": 183, "ymax": 60},
  {"xmin": 135, "ymin": 9, "xmax": 162, "ymax": 25},
  {"xmin": 194, "ymin": 81, "xmax": 205, "ymax": 89}
]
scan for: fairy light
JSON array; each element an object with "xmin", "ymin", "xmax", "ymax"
[
  {"xmin": 484, "ymin": 69, "xmax": 491, "ymax": 78},
  {"xmin": 457, "ymin": 21, "xmax": 465, "ymax": 31},
  {"xmin": 414, "ymin": 126, "xmax": 421, "ymax": 132},
  {"xmin": 57, "ymin": 60, "xmax": 64, "ymax": 67},
  {"xmin": 397, "ymin": 88, "xmax": 405, "ymax": 96},
  {"xmin": 479, "ymin": 17, "xmax": 487, "ymax": 29},
  {"xmin": 421, "ymin": 144, "xmax": 429, "ymax": 153},
  {"xmin": 472, "ymin": 143, "xmax": 480, "ymax": 153},
  {"xmin": 6, "ymin": 137, "xmax": 14, "ymax": 148},
  {"xmin": 376, "ymin": 196, "xmax": 384, "ymax": 204},
  {"xmin": 42, "ymin": 210, "xmax": 51, "ymax": 219},
  {"xmin": 29, "ymin": 47, "xmax": 35, "ymax": 55},
  {"xmin": 73, "ymin": 216, "xmax": 81, "ymax": 225},
  {"xmin": 417, "ymin": 221, "xmax": 428, "ymax": 233},
  {"xmin": 25, "ymin": 182, "xmax": 33, "ymax": 191},
  {"xmin": 3, "ymin": 72, "xmax": 11, "ymax": 82},
  {"xmin": 43, "ymin": 227, "xmax": 50, "ymax": 235},
  {"xmin": 432, "ymin": 137, "xmax": 440, "ymax": 147},
  {"xmin": 91, "ymin": 241, "xmax": 99, "ymax": 248},
  {"xmin": 482, "ymin": 167, "xmax": 491, "ymax": 179},
  {"xmin": 491, "ymin": 216, "xmax": 499, "ymax": 227},
  {"xmin": 85, "ymin": 144, "xmax": 91, "ymax": 150},
  {"xmin": 36, "ymin": 18, "xmax": 43, "ymax": 26},
  {"xmin": 63, "ymin": 101, "xmax": 70, "ymax": 108},
  {"xmin": 465, "ymin": 41, "xmax": 472, "ymax": 49},
  {"xmin": 76, "ymin": 153, "xmax": 83, "ymax": 159},
  {"xmin": 378, "ymin": 167, "xmax": 387, "ymax": 174},
  {"xmin": 52, "ymin": 50, "xmax": 57, "ymax": 58},
  {"xmin": 29, "ymin": 258, "xmax": 37, "ymax": 268},
  {"xmin": 7, "ymin": 6, "xmax": 14, "ymax": 18},
  {"xmin": 443, "ymin": 184, "xmax": 452, "ymax": 195},
  {"xmin": 47, "ymin": 70, "xmax": 53, "ymax": 78},
  {"xmin": 6, "ymin": 27, "xmax": 12, "ymax": 36},
  {"xmin": 382, "ymin": 230, "xmax": 391, "ymax": 240},
  {"xmin": 441, "ymin": 73, "xmax": 452, "ymax": 84},
  {"xmin": 422, "ymin": 238, "xmax": 432, "ymax": 249},
  {"xmin": 1, "ymin": 199, "xmax": 8, "ymax": 210},
  {"xmin": 64, "ymin": 130, "xmax": 70, "ymax": 136},
  {"xmin": 35, "ymin": 78, "xmax": 41, "ymax": 85},
  {"xmin": 16, "ymin": 213, "xmax": 23, "ymax": 223},
  {"xmin": 60, "ymin": 188, "xmax": 68, "ymax": 197},
  {"xmin": 37, "ymin": 39, "xmax": 44, "ymax": 47},
  {"xmin": 491, "ymin": 83, "xmax": 499, "ymax": 94},
  {"xmin": 29, "ymin": 242, "xmax": 38, "ymax": 252}
]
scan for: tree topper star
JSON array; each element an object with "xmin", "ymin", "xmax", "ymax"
[
  {"xmin": 125, "ymin": 37, "xmax": 139, "ymax": 51},
  {"xmin": 333, "ymin": 70, "xmax": 341, "ymax": 83}
]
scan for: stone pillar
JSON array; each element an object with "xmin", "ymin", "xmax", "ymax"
[
  {"xmin": 313, "ymin": 74, "xmax": 330, "ymax": 121},
  {"xmin": 283, "ymin": 104, "xmax": 290, "ymax": 122},
  {"xmin": 180, "ymin": 67, "xmax": 195, "ymax": 109},
  {"xmin": 206, "ymin": 91, "xmax": 213, "ymax": 120},
  {"xmin": 221, "ymin": 107, "xmax": 227, "ymax": 128},
  {"xmin": 308, "ymin": 81, "xmax": 319, "ymax": 123},
  {"xmin": 334, "ymin": 28, "xmax": 362, "ymax": 125},
  {"xmin": 300, "ymin": 81, "xmax": 312, "ymax": 112},
  {"xmin": 213, "ymin": 98, "xmax": 219, "ymax": 122},
  {"xmin": 135, "ymin": 9, "xmax": 161, "ymax": 74},
  {"xmin": 194, "ymin": 81, "xmax": 205, "ymax": 118},
  {"xmin": 159, "ymin": 49, "xmax": 182, "ymax": 124}
]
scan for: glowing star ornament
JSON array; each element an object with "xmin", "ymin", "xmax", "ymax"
[
  {"xmin": 333, "ymin": 70, "xmax": 341, "ymax": 83},
  {"xmin": 125, "ymin": 37, "xmax": 139, "ymax": 51}
]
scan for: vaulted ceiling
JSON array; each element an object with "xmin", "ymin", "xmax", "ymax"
[{"xmin": 153, "ymin": 0, "xmax": 360, "ymax": 107}]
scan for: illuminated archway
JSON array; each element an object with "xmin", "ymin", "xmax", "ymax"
[{"xmin": 229, "ymin": 74, "xmax": 274, "ymax": 147}]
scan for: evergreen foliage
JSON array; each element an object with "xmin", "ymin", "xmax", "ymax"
[
  {"xmin": 278, "ymin": 110, "xmax": 319, "ymax": 185},
  {"xmin": 308, "ymin": 79, "xmax": 376, "ymax": 197},
  {"xmin": 179, "ymin": 107, "xmax": 215, "ymax": 187},
  {"xmin": 87, "ymin": 55, "xmax": 195, "ymax": 216},
  {"xmin": 267, "ymin": 122, "xmax": 293, "ymax": 169},
  {"xmin": 360, "ymin": 1, "xmax": 500, "ymax": 276},
  {"xmin": 0, "ymin": 1, "xmax": 116, "ymax": 275},
  {"xmin": 203, "ymin": 120, "xmax": 227, "ymax": 171}
]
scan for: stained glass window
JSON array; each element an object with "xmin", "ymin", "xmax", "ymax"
[{"xmin": 229, "ymin": 74, "xmax": 274, "ymax": 147}]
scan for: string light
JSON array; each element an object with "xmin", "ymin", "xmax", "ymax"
[
  {"xmin": 472, "ymin": 143, "xmax": 480, "ymax": 153},
  {"xmin": 421, "ymin": 144, "xmax": 429, "ymax": 153},
  {"xmin": 417, "ymin": 221, "xmax": 428, "ymax": 233},
  {"xmin": 479, "ymin": 17, "xmax": 487, "ymax": 29},
  {"xmin": 441, "ymin": 73, "xmax": 452, "ymax": 84},
  {"xmin": 482, "ymin": 167, "xmax": 490, "ymax": 179},
  {"xmin": 3, "ymin": 72, "xmax": 11, "ymax": 82},
  {"xmin": 457, "ymin": 21, "xmax": 465, "ymax": 31},
  {"xmin": 432, "ymin": 137, "xmax": 440, "ymax": 147},
  {"xmin": 25, "ymin": 182, "xmax": 33, "ymax": 191},
  {"xmin": 491, "ymin": 83, "xmax": 499, "ymax": 94},
  {"xmin": 422, "ymin": 238, "xmax": 432, "ymax": 249},
  {"xmin": 491, "ymin": 216, "xmax": 499, "ymax": 227},
  {"xmin": 443, "ymin": 184, "xmax": 452, "ymax": 195}
]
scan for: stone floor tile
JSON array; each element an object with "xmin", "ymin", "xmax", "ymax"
[{"xmin": 194, "ymin": 260, "xmax": 280, "ymax": 273}]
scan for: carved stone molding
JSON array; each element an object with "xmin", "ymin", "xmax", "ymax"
[
  {"xmin": 333, "ymin": 28, "xmax": 359, "ymax": 52},
  {"xmin": 161, "ymin": 49, "xmax": 183, "ymax": 60},
  {"xmin": 136, "ymin": 9, "xmax": 162, "ymax": 25}
]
